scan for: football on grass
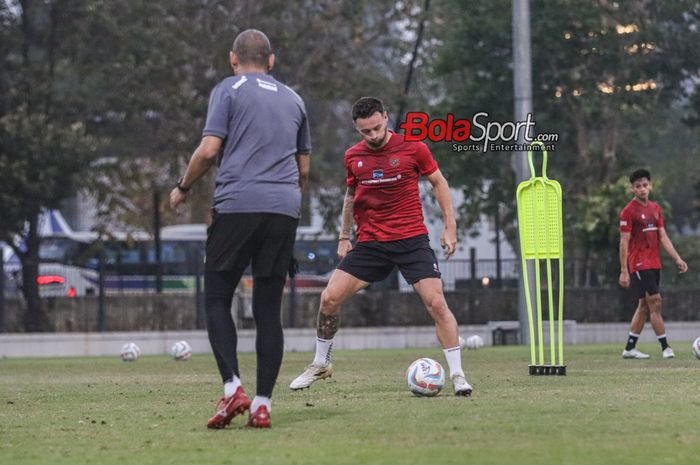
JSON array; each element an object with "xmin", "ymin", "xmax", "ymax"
[
  {"xmin": 692, "ymin": 337, "xmax": 700, "ymax": 359},
  {"xmin": 170, "ymin": 340, "xmax": 192, "ymax": 361},
  {"xmin": 406, "ymin": 358, "xmax": 445, "ymax": 397},
  {"xmin": 465, "ymin": 335, "xmax": 485, "ymax": 350},
  {"xmin": 120, "ymin": 342, "xmax": 141, "ymax": 362}
]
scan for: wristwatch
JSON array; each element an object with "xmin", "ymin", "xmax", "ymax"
[{"xmin": 176, "ymin": 177, "xmax": 190, "ymax": 193}]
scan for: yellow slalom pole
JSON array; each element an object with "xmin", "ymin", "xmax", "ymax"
[
  {"xmin": 534, "ymin": 257, "xmax": 544, "ymax": 366},
  {"xmin": 521, "ymin": 254, "xmax": 536, "ymax": 366},
  {"xmin": 558, "ymin": 256, "xmax": 565, "ymax": 366},
  {"xmin": 546, "ymin": 257, "xmax": 555, "ymax": 365},
  {"xmin": 517, "ymin": 141, "xmax": 566, "ymax": 374},
  {"xmin": 541, "ymin": 167, "xmax": 556, "ymax": 368}
]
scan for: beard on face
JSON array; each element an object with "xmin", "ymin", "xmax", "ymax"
[{"xmin": 365, "ymin": 129, "xmax": 387, "ymax": 148}]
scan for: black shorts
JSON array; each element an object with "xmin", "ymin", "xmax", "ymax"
[
  {"xmin": 630, "ymin": 269, "xmax": 660, "ymax": 300},
  {"xmin": 337, "ymin": 234, "xmax": 441, "ymax": 285},
  {"xmin": 205, "ymin": 212, "xmax": 298, "ymax": 279}
]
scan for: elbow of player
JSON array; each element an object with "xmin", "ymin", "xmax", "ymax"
[
  {"xmin": 197, "ymin": 137, "xmax": 222, "ymax": 161},
  {"xmin": 198, "ymin": 148, "xmax": 219, "ymax": 162}
]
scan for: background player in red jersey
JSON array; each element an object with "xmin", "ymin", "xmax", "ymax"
[
  {"xmin": 618, "ymin": 169, "xmax": 688, "ymax": 359},
  {"xmin": 290, "ymin": 97, "xmax": 473, "ymax": 396}
]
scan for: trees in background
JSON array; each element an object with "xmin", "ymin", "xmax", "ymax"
[
  {"xmin": 72, "ymin": 0, "xmax": 432, "ymax": 230},
  {"xmin": 0, "ymin": 0, "xmax": 100, "ymax": 330},
  {"xmin": 432, "ymin": 0, "xmax": 700, "ymax": 285}
]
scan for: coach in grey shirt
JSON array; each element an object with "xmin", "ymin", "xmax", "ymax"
[
  {"xmin": 169, "ymin": 29, "xmax": 310, "ymax": 429},
  {"xmin": 205, "ymin": 69, "xmax": 310, "ymax": 217}
]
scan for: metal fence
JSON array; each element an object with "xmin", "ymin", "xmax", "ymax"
[
  {"xmin": 4, "ymin": 256, "xmax": 699, "ymax": 301},
  {"xmin": 435, "ymin": 257, "xmax": 700, "ymax": 291},
  {"xmin": 437, "ymin": 259, "xmax": 520, "ymax": 291}
]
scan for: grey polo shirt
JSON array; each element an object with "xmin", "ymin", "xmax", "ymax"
[{"xmin": 203, "ymin": 73, "xmax": 311, "ymax": 218}]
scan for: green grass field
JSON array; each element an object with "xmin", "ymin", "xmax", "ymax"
[{"xmin": 1, "ymin": 343, "xmax": 699, "ymax": 465}]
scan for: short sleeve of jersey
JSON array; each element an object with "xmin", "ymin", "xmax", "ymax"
[
  {"xmin": 297, "ymin": 111, "xmax": 312, "ymax": 154},
  {"xmin": 415, "ymin": 142, "xmax": 438, "ymax": 176},
  {"xmin": 345, "ymin": 155, "xmax": 357, "ymax": 187},
  {"xmin": 202, "ymin": 84, "xmax": 231, "ymax": 139},
  {"xmin": 656, "ymin": 204, "xmax": 665, "ymax": 228},
  {"xmin": 619, "ymin": 207, "xmax": 632, "ymax": 233}
]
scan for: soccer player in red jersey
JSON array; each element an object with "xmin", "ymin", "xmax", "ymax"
[
  {"xmin": 618, "ymin": 169, "xmax": 688, "ymax": 359},
  {"xmin": 290, "ymin": 97, "xmax": 473, "ymax": 396}
]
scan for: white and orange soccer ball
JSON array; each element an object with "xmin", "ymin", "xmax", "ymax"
[{"xmin": 406, "ymin": 358, "xmax": 445, "ymax": 397}]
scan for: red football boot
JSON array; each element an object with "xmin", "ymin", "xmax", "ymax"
[
  {"xmin": 246, "ymin": 405, "xmax": 271, "ymax": 428},
  {"xmin": 206, "ymin": 387, "xmax": 251, "ymax": 429}
]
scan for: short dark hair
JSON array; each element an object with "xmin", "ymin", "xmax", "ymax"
[
  {"xmin": 232, "ymin": 29, "xmax": 272, "ymax": 68},
  {"xmin": 352, "ymin": 97, "xmax": 385, "ymax": 121},
  {"xmin": 629, "ymin": 169, "xmax": 651, "ymax": 184}
]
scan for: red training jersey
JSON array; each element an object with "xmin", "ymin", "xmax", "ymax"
[
  {"xmin": 345, "ymin": 132, "xmax": 438, "ymax": 242},
  {"xmin": 619, "ymin": 199, "xmax": 664, "ymax": 273}
]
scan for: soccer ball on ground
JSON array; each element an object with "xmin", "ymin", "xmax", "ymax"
[
  {"xmin": 120, "ymin": 342, "xmax": 141, "ymax": 362},
  {"xmin": 406, "ymin": 358, "xmax": 445, "ymax": 397},
  {"xmin": 170, "ymin": 340, "xmax": 192, "ymax": 361},
  {"xmin": 465, "ymin": 335, "xmax": 485, "ymax": 350},
  {"xmin": 692, "ymin": 337, "xmax": 700, "ymax": 359}
]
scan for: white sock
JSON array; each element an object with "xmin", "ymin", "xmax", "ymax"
[
  {"xmin": 223, "ymin": 376, "xmax": 242, "ymax": 397},
  {"xmin": 443, "ymin": 347, "xmax": 465, "ymax": 378},
  {"xmin": 250, "ymin": 396, "xmax": 272, "ymax": 413},
  {"xmin": 313, "ymin": 337, "xmax": 333, "ymax": 367}
]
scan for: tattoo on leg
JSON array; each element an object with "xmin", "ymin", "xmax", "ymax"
[{"xmin": 317, "ymin": 313, "xmax": 339, "ymax": 339}]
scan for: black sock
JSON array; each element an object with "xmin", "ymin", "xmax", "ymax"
[
  {"xmin": 657, "ymin": 335, "xmax": 669, "ymax": 350},
  {"xmin": 625, "ymin": 333, "xmax": 639, "ymax": 351}
]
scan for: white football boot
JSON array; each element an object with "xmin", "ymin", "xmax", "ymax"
[
  {"xmin": 289, "ymin": 363, "xmax": 333, "ymax": 390},
  {"xmin": 451, "ymin": 373, "xmax": 473, "ymax": 397},
  {"xmin": 662, "ymin": 347, "xmax": 675, "ymax": 359},
  {"xmin": 622, "ymin": 348, "xmax": 650, "ymax": 359}
]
